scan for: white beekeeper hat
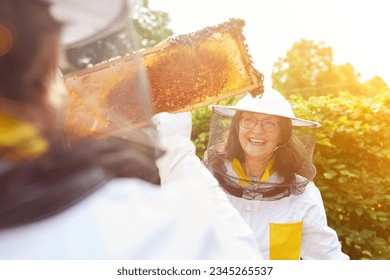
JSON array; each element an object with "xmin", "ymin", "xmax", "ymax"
[
  {"xmin": 210, "ymin": 88, "xmax": 321, "ymax": 128},
  {"xmin": 49, "ymin": 0, "xmax": 137, "ymax": 48}
]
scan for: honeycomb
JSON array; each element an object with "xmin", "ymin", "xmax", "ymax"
[{"xmin": 64, "ymin": 18, "xmax": 262, "ymax": 139}]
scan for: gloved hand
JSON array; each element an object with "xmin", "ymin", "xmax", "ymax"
[
  {"xmin": 152, "ymin": 111, "xmax": 200, "ymax": 187},
  {"xmin": 152, "ymin": 111, "xmax": 192, "ymax": 140}
]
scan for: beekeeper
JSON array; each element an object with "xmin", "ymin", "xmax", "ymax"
[{"xmin": 204, "ymin": 88, "xmax": 349, "ymax": 259}]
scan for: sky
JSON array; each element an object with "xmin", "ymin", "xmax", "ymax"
[{"xmin": 149, "ymin": 0, "xmax": 389, "ymax": 87}]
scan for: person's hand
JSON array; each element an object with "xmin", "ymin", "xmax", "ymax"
[
  {"xmin": 152, "ymin": 111, "xmax": 192, "ymax": 139},
  {"xmin": 152, "ymin": 111, "xmax": 194, "ymax": 186}
]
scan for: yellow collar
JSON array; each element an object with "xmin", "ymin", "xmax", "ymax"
[
  {"xmin": 0, "ymin": 113, "xmax": 48, "ymax": 161},
  {"xmin": 232, "ymin": 157, "xmax": 275, "ymax": 185}
]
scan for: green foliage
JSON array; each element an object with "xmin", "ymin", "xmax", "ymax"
[
  {"xmin": 270, "ymin": 38, "xmax": 389, "ymax": 259},
  {"xmin": 272, "ymin": 39, "xmax": 388, "ymax": 98},
  {"xmin": 272, "ymin": 39, "xmax": 333, "ymax": 97},
  {"xmin": 191, "ymin": 106, "xmax": 212, "ymax": 159},
  {"xmin": 272, "ymin": 40, "xmax": 390, "ymax": 259},
  {"xmin": 132, "ymin": 0, "xmax": 174, "ymax": 49},
  {"xmin": 291, "ymin": 90, "xmax": 390, "ymax": 259}
]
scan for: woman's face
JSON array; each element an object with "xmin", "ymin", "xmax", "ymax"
[{"xmin": 238, "ymin": 112, "xmax": 281, "ymax": 161}]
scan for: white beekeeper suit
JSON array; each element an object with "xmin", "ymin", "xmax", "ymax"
[
  {"xmin": 0, "ymin": 112, "xmax": 260, "ymax": 259},
  {"xmin": 224, "ymin": 172, "xmax": 349, "ymax": 260}
]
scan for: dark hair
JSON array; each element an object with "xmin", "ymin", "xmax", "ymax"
[
  {"xmin": 0, "ymin": 0, "xmax": 62, "ymax": 104},
  {"xmin": 223, "ymin": 111, "xmax": 308, "ymax": 184}
]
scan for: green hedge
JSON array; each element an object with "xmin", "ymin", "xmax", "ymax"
[{"xmin": 191, "ymin": 90, "xmax": 390, "ymax": 260}]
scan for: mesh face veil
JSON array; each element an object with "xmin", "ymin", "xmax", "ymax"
[
  {"xmin": 204, "ymin": 89, "xmax": 321, "ymax": 201},
  {"xmin": 49, "ymin": 0, "xmax": 158, "ymax": 147}
]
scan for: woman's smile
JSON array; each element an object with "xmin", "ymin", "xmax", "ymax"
[{"xmin": 239, "ymin": 112, "xmax": 280, "ymax": 161}]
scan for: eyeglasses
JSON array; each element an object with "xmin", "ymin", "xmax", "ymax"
[{"xmin": 240, "ymin": 117, "xmax": 280, "ymax": 132}]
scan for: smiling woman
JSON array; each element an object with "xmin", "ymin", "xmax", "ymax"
[
  {"xmin": 205, "ymin": 89, "xmax": 320, "ymax": 195},
  {"xmin": 203, "ymin": 88, "xmax": 349, "ymax": 259}
]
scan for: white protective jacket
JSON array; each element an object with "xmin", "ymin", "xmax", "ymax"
[
  {"xmin": 222, "ymin": 161, "xmax": 349, "ymax": 260},
  {"xmin": 0, "ymin": 112, "xmax": 261, "ymax": 259}
]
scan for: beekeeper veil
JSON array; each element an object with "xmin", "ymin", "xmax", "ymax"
[
  {"xmin": 49, "ymin": 0, "xmax": 157, "ymax": 148},
  {"xmin": 204, "ymin": 88, "xmax": 321, "ymax": 201},
  {"xmin": 0, "ymin": 0, "xmax": 161, "ymax": 229}
]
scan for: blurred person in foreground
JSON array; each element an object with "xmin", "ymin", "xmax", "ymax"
[
  {"xmin": 0, "ymin": 0, "xmax": 260, "ymax": 259},
  {"xmin": 204, "ymin": 88, "xmax": 349, "ymax": 259}
]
